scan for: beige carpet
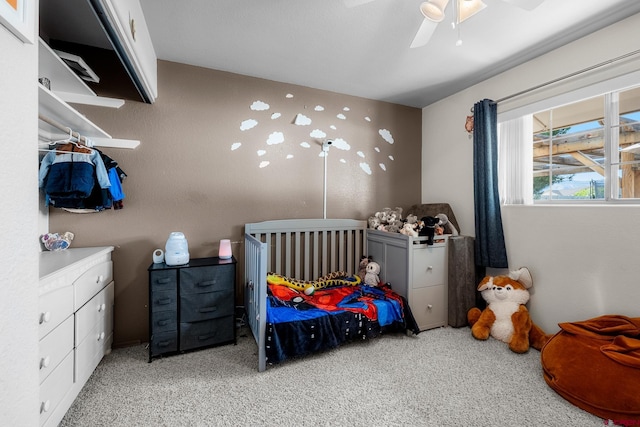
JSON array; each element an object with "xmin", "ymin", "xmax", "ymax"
[{"xmin": 61, "ymin": 326, "xmax": 602, "ymax": 426}]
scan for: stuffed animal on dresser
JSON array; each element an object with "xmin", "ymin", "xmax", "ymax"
[
  {"xmin": 467, "ymin": 267, "xmax": 550, "ymax": 353},
  {"xmin": 419, "ymin": 216, "xmax": 440, "ymax": 245},
  {"xmin": 364, "ymin": 261, "xmax": 381, "ymax": 287}
]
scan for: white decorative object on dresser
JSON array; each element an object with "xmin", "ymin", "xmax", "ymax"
[
  {"xmin": 367, "ymin": 230, "xmax": 448, "ymax": 331},
  {"xmin": 38, "ymin": 246, "xmax": 114, "ymax": 427}
]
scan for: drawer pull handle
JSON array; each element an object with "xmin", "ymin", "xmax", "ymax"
[
  {"xmin": 198, "ymin": 333, "xmax": 216, "ymax": 341},
  {"xmin": 427, "ymin": 266, "xmax": 433, "ymax": 271},
  {"xmin": 198, "ymin": 280, "xmax": 217, "ymax": 287},
  {"xmin": 98, "ymin": 332, "xmax": 105, "ymax": 341},
  {"xmin": 98, "ymin": 303, "xmax": 106, "ymax": 312},
  {"xmin": 199, "ymin": 306, "xmax": 218, "ymax": 313},
  {"xmin": 40, "ymin": 400, "xmax": 51, "ymax": 414},
  {"xmin": 96, "ymin": 275, "xmax": 104, "ymax": 284},
  {"xmin": 427, "ymin": 304, "xmax": 433, "ymax": 309},
  {"xmin": 157, "ymin": 298, "xmax": 172, "ymax": 305},
  {"xmin": 157, "ymin": 277, "xmax": 172, "ymax": 284},
  {"xmin": 39, "ymin": 311, "xmax": 51, "ymax": 324},
  {"xmin": 40, "ymin": 356, "xmax": 51, "ymax": 369}
]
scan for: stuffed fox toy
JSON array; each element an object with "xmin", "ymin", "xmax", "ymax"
[{"xmin": 467, "ymin": 267, "xmax": 550, "ymax": 353}]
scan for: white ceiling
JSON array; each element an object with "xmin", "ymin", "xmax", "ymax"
[{"xmin": 43, "ymin": 1, "xmax": 640, "ymax": 108}]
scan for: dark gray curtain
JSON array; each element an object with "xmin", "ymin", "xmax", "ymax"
[{"xmin": 473, "ymin": 99, "xmax": 508, "ymax": 268}]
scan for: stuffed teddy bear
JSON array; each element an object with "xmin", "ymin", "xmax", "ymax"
[
  {"xmin": 399, "ymin": 222, "xmax": 419, "ymax": 237},
  {"xmin": 357, "ymin": 255, "xmax": 372, "ymax": 282},
  {"xmin": 364, "ymin": 261, "xmax": 381, "ymax": 287},
  {"xmin": 435, "ymin": 213, "xmax": 459, "ymax": 236},
  {"xmin": 467, "ymin": 267, "xmax": 550, "ymax": 353}
]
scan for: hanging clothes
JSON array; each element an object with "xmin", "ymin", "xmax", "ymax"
[{"xmin": 38, "ymin": 143, "xmax": 111, "ymax": 210}]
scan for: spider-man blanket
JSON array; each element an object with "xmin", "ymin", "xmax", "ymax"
[{"xmin": 265, "ymin": 281, "xmax": 420, "ymax": 365}]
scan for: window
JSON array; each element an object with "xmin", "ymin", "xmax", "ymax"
[{"xmin": 531, "ymin": 86, "xmax": 640, "ymax": 201}]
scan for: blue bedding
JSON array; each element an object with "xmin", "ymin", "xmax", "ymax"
[{"xmin": 264, "ymin": 281, "xmax": 419, "ymax": 365}]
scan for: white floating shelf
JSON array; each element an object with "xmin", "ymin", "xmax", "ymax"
[
  {"xmin": 39, "ymin": 84, "xmax": 111, "ymax": 139},
  {"xmin": 91, "ymin": 138, "xmax": 140, "ymax": 149}
]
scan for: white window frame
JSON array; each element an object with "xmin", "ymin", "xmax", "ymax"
[{"xmin": 498, "ymin": 70, "xmax": 640, "ymax": 205}]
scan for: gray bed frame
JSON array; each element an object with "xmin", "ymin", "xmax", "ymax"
[{"xmin": 244, "ymin": 218, "xmax": 367, "ymax": 372}]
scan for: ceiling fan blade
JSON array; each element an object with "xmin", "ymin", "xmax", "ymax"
[
  {"xmin": 343, "ymin": 0, "xmax": 377, "ymax": 8},
  {"xmin": 501, "ymin": 0, "xmax": 544, "ymax": 11},
  {"xmin": 410, "ymin": 18, "xmax": 439, "ymax": 49}
]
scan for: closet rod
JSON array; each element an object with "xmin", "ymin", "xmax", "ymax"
[
  {"xmin": 494, "ymin": 48, "xmax": 640, "ymax": 104},
  {"xmin": 38, "ymin": 114, "xmax": 93, "ymax": 146}
]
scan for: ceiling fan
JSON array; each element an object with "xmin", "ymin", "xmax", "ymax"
[{"xmin": 344, "ymin": 0, "xmax": 544, "ymax": 48}]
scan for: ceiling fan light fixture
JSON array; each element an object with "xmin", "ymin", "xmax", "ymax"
[
  {"xmin": 420, "ymin": 0, "xmax": 450, "ymax": 23},
  {"xmin": 458, "ymin": 0, "xmax": 487, "ymax": 23}
]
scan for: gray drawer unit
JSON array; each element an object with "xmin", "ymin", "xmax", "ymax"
[{"xmin": 148, "ymin": 256, "xmax": 237, "ymax": 361}]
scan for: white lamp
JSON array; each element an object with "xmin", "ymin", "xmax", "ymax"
[{"xmin": 218, "ymin": 239, "xmax": 232, "ymax": 259}]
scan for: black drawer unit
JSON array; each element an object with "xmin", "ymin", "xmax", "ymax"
[{"xmin": 148, "ymin": 256, "xmax": 236, "ymax": 362}]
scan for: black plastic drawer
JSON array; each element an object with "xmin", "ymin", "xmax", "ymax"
[
  {"xmin": 180, "ymin": 265, "xmax": 234, "ymax": 295},
  {"xmin": 180, "ymin": 316, "xmax": 234, "ymax": 351},
  {"xmin": 180, "ymin": 290, "xmax": 233, "ymax": 322}
]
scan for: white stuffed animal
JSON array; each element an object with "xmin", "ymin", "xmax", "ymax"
[{"xmin": 364, "ymin": 261, "xmax": 381, "ymax": 287}]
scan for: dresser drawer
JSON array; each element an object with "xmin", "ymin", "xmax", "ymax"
[
  {"xmin": 74, "ymin": 261, "xmax": 113, "ymax": 310},
  {"xmin": 180, "ymin": 289, "xmax": 234, "ymax": 322},
  {"xmin": 39, "ymin": 286, "xmax": 74, "ymax": 340},
  {"xmin": 150, "ymin": 310, "xmax": 178, "ymax": 333},
  {"xmin": 150, "ymin": 330, "xmax": 178, "ymax": 356},
  {"xmin": 151, "ymin": 289, "xmax": 177, "ymax": 312},
  {"xmin": 180, "ymin": 264, "xmax": 234, "ymax": 294},
  {"xmin": 149, "ymin": 270, "xmax": 177, "ymax": 291},
  {"xmin": 412, "ymin": 246, "xmax": 446, "ymax": 288},
  {"xmin": 180, "ymin": 316, "xmax": 234, "ymax": 351},
  {"xmin": 39, "ymin": 351, "xmax": 73, "ymax": 426},
  {"xmin": 76, "ymin": 321, "xmax": 108, "ymax": 386},
  {"xmin": 410, "ymin": 284, "xmax": 447, "ymax": 331},
  {"xmin": 76, "ymin": 282, "xmax": 114, "ymax": 346},
  {"xmin": 39, "ymin": 316, "xmax": 74, "ymax": 385}
]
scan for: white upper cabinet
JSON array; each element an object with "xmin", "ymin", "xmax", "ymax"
[{"xmin": 89, "ymin": 0, "xmax": 158, "ymax": 103}]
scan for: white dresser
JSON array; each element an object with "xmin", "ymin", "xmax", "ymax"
[
  {"xmin": 38, "ymin": 246, "xmax": 114, "ymax": 427},
  {"xmin": 367, "ymin": 230, "xmax": 448, "ymax": 331}
]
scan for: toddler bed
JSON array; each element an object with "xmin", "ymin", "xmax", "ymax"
[{"xmin": 244, "ymin": 219, "xmax": 418, "ymax": 372}]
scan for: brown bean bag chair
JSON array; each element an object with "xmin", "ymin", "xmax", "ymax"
[{"xmin": 541, "ymin": 315, "xmax": 640, "ymax": 421}]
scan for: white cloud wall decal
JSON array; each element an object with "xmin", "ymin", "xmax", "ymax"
[
  {"xmin": 379, "ymin": 163, "xmax": 387, "ymax": 171},
  {"xmin": 271, "ymin": 113, "xmax": 281, "ymax": 119},
  {"xmin": 240, "ymin": 119, "xmax": 258, "ymax": 131},
  {"xmin": 314, "ymin": 105, "xmax": 324, "ymax": 111},
  {"xmin": 267, "ymin": 131, "xmax": 285, "ymax": 145},
  {"xmin": 310, "ymin": 129, "xmax": 326, "ymax": 139},
  {"xmin": 336, "ymin": 114, "xmax": 346, "ymax": 120},
  {"xmin": 357, "ymin": 151, "xmax": 365, "ymax": 158},
  {"xmin": 294, "ymin": 114, "xmax": 312, "ymax": 126},
  {"xmin": 300, "ymin": 142, "xmax": 311, "ymax": 148},
  {"xmin": 231, "ymin": 142, "xmax": 241, "ymax": 151},
  {"xmin": 259, "ymin": 161, "xmax": 270, "ymax": 168},
  {"xmin": 257, "ymin": 150, "xmax": 266, "ymax": 156},
  {"xmin": 360, "ymin": 163, "xmax": 372, "ymax": 175},
  {"xmin": 379, "ymin": 129, "xmax": 394, "ymax": 144},
  {"xmin": 332, "ymin": 138, "xmax": 350, "ymax": 150},
  {"xmin": 251, "ymin": 101, "xmax": 270, "ymax": 111}
]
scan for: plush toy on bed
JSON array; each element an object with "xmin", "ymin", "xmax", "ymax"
[
  {"xmin": 467, "ymin": 267, "xmax": 550, "ymax": 353},
  {"xmin": 357, "ymin": 255, "xmax": 372, "ymax": 282},
  {"xmin": 364, "ymin": 261, "xmax": 381, "ymax": 287}
]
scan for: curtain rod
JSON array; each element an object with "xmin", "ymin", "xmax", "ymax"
[
  {"xmin": 494, "ymin": 48, "xmax": 640, "ymax": 104},
  {"xmin": 38, "ymin": 114, "xmax": 93, "ymax": 146}
]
